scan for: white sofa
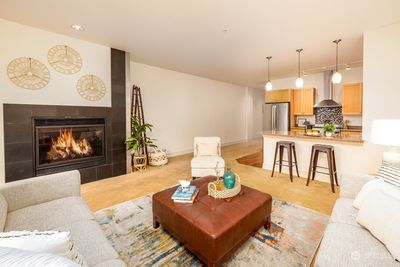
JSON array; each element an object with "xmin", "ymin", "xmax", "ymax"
[
  {"xmin": 0, "ymin": 170, "xmax": 125, "ymax": 267},
  {"xmin": 315, "ymin": 173, "xmax": 400, "ymax": 267}
]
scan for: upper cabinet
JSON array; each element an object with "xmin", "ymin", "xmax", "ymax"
[
  {"xmin": 292, "ymin": 88, "xmax": 315, "ymax": 115},
  {"xmin": 342, "ymin": 83, "xmax": 363, "ymax": 115},
  {"xmin": 265, "ymin": 89, "xmax": 291, "ymax": 103}
]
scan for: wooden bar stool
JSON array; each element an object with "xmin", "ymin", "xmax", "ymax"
[
  {"xmin": 271, "ymin": 141, "xmax": 299, "ymax": 182},
  {"xmin": 307, "ymin": 144, "xmax": 339, "ymax": 193}
]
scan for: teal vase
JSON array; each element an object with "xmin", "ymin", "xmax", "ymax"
[{"xmin": 223, "ymin": 168, "xmax": 236, "ymax": 189}]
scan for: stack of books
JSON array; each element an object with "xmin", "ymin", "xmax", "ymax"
[{"xmin": 171, "ymin": 186, "xmax": 199, "ymax": 203}]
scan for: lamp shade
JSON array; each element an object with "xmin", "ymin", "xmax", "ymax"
[{"xmin": 370, "ymin": 119, "xmax": 400, "ymax": 147}]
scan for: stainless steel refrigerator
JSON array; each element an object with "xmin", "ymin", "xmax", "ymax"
[{"xmin": 263, "ymin": 102, "xmax": 290, "ymax": 131}]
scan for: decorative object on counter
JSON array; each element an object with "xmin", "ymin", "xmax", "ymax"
[
  {"xmin": 370, "ymin": 119, "xmax": 400, "ymax": 163},
  {"xmin": 295, "ymin": 49, "xmax": 304, "ymax": 88},
  {"xmin": 208, "ymin": 172, "xmax": 241, "ymax": 199},
  {"xmin": 7, "ymin": 57, "xmax": 50, "ymax": 90},
  {"xmin": 323, "ymin": 123, "xmax": 336, "ymax": 137},
  {"xmin": 223, "ymin": 168, "xmax": 236, "ymax": 189},
  {"xmin": 331, "ymin": 39, "xmax": 342, "ymax": 84},
  {"xmin": 148, "ymin": 148, "xmax": 168, "ymax": 166},
  {"xmin": 125, "ymin": 115, "xmax": 157, "ymax": 172},
  {"xmin": 343, "ymin": 119, "xmax": 350, "ymax": 129},
  {"xmin": 265, "ymin": 56, "xmax": 273, "ymax": 91},
  {"xmin": 47, "ymin": 45, "xmax": 82, "ymax": 74},
  {"xmin": 307, "ymin": 144, "xmax": 338, "ymax": 193},
  {"xmin": 76, "ymin": 74, "xmax": 106, "ymax": 101},
  {"xmin": 297, "ymin": 117, "xmax": 306, "ymax": 127}
]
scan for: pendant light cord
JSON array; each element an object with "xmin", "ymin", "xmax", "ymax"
[
  {"xmin": 333, "ymin": 39, "xmax": 341, "ymax": 72},
  {"xmin": 266, "ymin": 56, "xmax": 272, "ymax": 82},
  {"xmin": 296, "ymin": 49, "xmax": 303, "ymax": 78}
]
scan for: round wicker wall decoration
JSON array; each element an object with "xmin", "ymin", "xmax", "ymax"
[
  {"xmin": 47, "ymin": 45, "xmax": 82, "ymax": 74},
  {"xmin": 76, "ymin": 74, "xmax": 106, "ymax": 101},
  {"xmin": 7, "ymin": 57, "xmax": 50, "ymax": 90}
]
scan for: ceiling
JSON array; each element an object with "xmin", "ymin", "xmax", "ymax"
[{"xmin": 1, "ymin": 0, "xmax": 400, "ymax": 89}]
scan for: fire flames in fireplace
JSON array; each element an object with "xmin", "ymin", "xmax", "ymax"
[{"xmin": 46, "ymin": 129, "xmax": 93, "ymax": 161}]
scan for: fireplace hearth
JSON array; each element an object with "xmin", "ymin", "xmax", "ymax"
[{"xmin": 34, "ymin": 118, "xmax": 106, "ymax": 175}]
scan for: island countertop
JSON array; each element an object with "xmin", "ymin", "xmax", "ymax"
[{"xmin": 262, "ymin": 130, "xmax": 364, "ymax": 144}]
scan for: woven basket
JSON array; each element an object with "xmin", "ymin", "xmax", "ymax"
[
  {"xmin": 208, "ymin": 173, "xmax": 241, "ymax": 199},
  {"xmin": 148, "ymin": 149, "xmax": 168, "ymax": 166}
]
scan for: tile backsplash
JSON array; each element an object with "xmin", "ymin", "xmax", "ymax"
[{"xmin": 315, "ymin": 107, "xmax": 344, "ymax": 126}]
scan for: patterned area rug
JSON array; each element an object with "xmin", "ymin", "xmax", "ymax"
[{"xmin": 94, "ymin": 195, "xmax": 329, "ymax": 266}]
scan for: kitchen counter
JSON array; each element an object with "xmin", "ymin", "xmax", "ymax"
[
  {"xmin": 262, "ymin": 130, "xmax": 366, "ymax": 184},
  {"xmin": 263, "ymin": 130, "xmax": 364, "ymax": 144}
]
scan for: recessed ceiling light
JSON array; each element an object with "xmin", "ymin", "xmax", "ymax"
[{"xmin": 71, "ymin": 24, "xmax": 84, "ymax": 31}]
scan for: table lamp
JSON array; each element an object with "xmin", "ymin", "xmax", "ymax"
[{"xmin": 370, "ymin": 119, "xmax": 400, "ymax": 162}]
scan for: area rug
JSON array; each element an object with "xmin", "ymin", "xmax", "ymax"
[
  {"xmin": 94, "ymin": 195, "xmax": 329, "ymax": 266},
  {"xmin": 236, "ymin": 151, "xmax": 263, "ymax": 168}
]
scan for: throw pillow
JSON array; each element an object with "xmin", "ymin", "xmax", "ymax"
[
  {"xmin": 353, "ymin": 178, "xmax": 400, "ymax": 209},
  {"xmin": 196, "ymin": 143, "xmax": 219, "ymax": 157},
  {"xmin": 376, "ymin": 161, "xmax": 400, "ymax": 188},
  {"xmin": 0, "ymin": 231, "xmax": 86, "ymax": 266},
  {"xmin": 0, "ymin": 246, "xmax": 79, "ymax": 267},
  {"xmin": 356, "ymin": 190, "xmax": 400, "ymax": 261}
]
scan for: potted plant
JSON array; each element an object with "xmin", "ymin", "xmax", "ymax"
[
  {"xmin": 125, "ymin": 116, "xmax": 157, "ymax": 171},
  {"xmin": 323, "ymin": 123, "xmax": 336, "ymax": 137}
]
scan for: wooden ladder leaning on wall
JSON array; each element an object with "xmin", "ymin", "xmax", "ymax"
[{"xmin": 130, "ymin": 85, "xmax": 148, "ymax": 171}]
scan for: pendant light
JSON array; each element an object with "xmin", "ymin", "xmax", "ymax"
[
  {"xmin": 295, "ymin": 49, "xmax": 304, "ymax": 88},
  {"xmin": 265, "ymin": 56, "xmax": 273, "ymax": 91},
  {"xmin": 332, "ymin": 39, "xmax": 342, "ymax": 84}
]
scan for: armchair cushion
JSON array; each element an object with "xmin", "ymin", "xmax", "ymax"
[
  {"xmin": 196, "ymin": 143, "xmax": 219, "ymax": 157},
  {"xmin": 191, "ymin": 156, "xmax": 225, "ymax": 169}
]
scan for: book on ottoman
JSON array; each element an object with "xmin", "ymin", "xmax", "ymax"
[{"xmin": 171, "ymin": 186, "xmax": 198, "ymax": 202}]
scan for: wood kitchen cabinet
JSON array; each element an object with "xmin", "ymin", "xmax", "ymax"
[
  {"xmin": 342, "ymin": 83, "xmax": 363, "ymax": 115},
  {"xmin": 292, "ymin": 88, "xmax": 315, "ymax": 115},
  {"xmin": 265, "ymin": 89, "xmax": 291, "ymax": 103}
]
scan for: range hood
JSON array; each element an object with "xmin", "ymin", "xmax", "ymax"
[{"xmin": 314, "ymin": 70, "xmax": 341, "ymax": 108}]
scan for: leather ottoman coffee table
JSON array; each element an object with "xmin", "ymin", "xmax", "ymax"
[{"xmin": 152, "ymin": 176, "xmax": 272, "ymax": 266}]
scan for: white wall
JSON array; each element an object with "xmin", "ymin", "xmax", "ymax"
[
  {"xmin": 271, "ymin": 67, "xmax": 363, "ymax": 126},
  {"xmin": 245, "ymin": 87, "xmax": 264, "ymax": 140},
  {"xmin": 0, "ymin": 19, "xmax": 111, "ymax": 182},
  {"xmin": 130, "ymin": 62, "xmax": 263, "ymax": 155},
  {"xmin": 363, "ymin": 22, "xmax": 400, "ymax": 140}
]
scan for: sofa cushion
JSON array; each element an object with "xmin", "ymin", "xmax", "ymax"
[
  {"xmin": 0, "ymin": 193, "xmax": 7, "ymax": 232},
  {"xmin": 357, "ymin": 190, "xmax": 400, "ymax": 261},
  {"xmin": 353, "ymin": 178, "xmax": 400, "ymax": 209},
  {"xmin": 92, "ymin": 259, "xmax": 126, "ymax": 267},
  {"xmin": 316, "ymin": 223, "xmax": 399, "ymax": 267},
  {"xmin": 57, "ymin": 220, "xmax": 119, "ymax": 266},
  {"xmin": 329, "ymin": 198, "xmax": 360, "ymax": 227},
  {"xmin": 191, "ymin": 155, "xmax": 225, "ymax": 168},
  {"xmin": 4, "ymin": 196, "xmax": 93, "ymax": 232}
]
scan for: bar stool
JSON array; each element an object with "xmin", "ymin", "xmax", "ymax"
[
  {"xmin": 271, "ymin": 141, "xmax": 299, "ymax": 182},
  {"xmin": 307, "ymin": 144, "xmax": 339, "ymax": 193}
]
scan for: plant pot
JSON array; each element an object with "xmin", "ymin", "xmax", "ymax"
[
  {"xmin": 132, "ymin": 153, "xmax": 147, "ymax": 172},
  {"xmin": 325, "ymin": 132, "xmax": 333, "ymax": 137}
]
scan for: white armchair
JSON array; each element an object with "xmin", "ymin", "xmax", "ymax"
[{"xmin": 191, "ymin": 137, "xmax": 225, "ymax": 179}]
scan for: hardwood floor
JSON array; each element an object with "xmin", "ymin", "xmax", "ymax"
[{"xmin": 81, "ymin": 139, "xmax": 338, "ymax": 215}]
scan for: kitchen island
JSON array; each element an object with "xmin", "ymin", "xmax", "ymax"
[{"xmin": 263, "ymin": 131, "xmax": 366, "ymax": 183}]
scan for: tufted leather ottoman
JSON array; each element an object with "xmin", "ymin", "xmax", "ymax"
[{"xmin": 152, "ymin": 176, "xmax": 272, "ymax": 266}]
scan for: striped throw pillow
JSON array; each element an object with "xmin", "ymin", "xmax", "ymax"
[{"xmin": 377, "ymin": 162, "xmax": 400, "ymax": 188}]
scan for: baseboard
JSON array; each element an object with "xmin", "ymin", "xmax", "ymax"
[{"xmin": 168, "ymin": 138, "xmax": 252, "ymax": 158}]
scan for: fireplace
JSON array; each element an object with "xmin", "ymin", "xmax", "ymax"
[{"xmin": 34, "ymin": 118, "xmax": 106, "ymax": 175}]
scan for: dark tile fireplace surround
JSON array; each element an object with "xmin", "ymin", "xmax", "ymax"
[{"xmin": 3, "ymin": 49, "xmax": 127, "ymax": 183}]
